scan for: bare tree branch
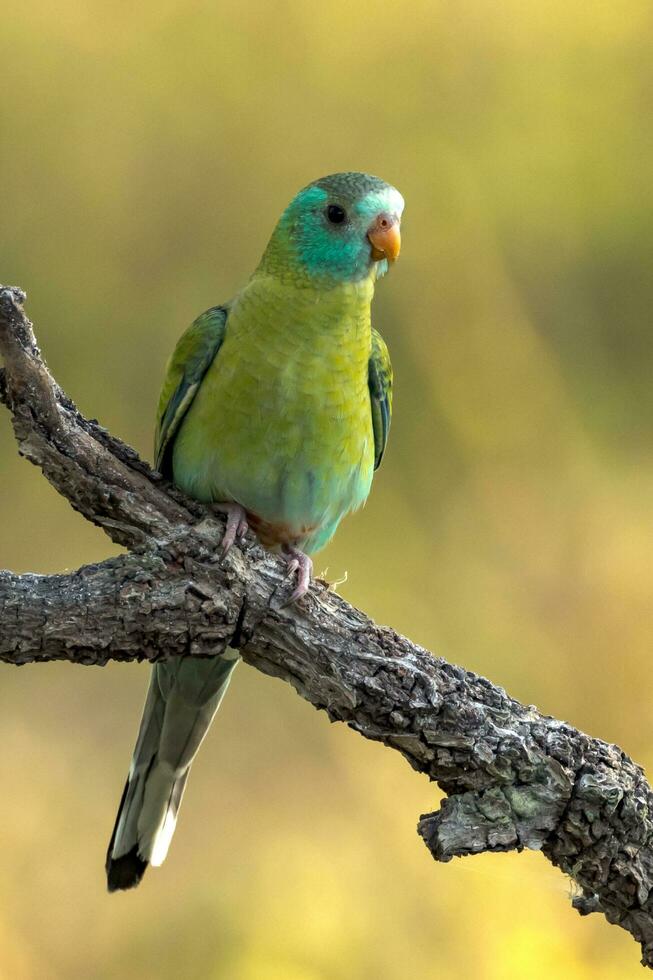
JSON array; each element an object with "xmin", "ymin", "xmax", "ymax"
[{"xmin": 2, "ymin": 284, "xmax": 653, "ymax": 966}]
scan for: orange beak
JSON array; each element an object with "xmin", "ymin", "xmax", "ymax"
[{"xmin": 367, "ymin": 212, "xmax": 401, "ymax": 263}]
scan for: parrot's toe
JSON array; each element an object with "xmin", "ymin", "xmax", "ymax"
[
  {"xmin": 282, "ymin": 546, "xmax": 313, "ymax": 604},
  {"xmin": 215, "ymin": 503, "xmax": 249, "ymax": 555}
]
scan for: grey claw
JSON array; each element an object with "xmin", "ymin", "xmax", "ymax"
[
  {"xmin": 281, "ymin": 547, "xmax": 313, "ymax": 605},
  {"xmin": 217, "ymin": 503, "xmax": 248, "ymax": 556}
]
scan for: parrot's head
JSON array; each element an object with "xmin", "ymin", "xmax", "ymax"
[{"xmin": 260, "ymin": 172, "xmax": 404, "ymax": 286}]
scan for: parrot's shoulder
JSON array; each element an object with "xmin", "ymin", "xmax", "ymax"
[
  {"xmin": 368, "ymin": 328, "xmax": 393, "ymax": 470},
  {"xmin": 154, "ymin": 305, "xmax": 229, "ymax": 476}
]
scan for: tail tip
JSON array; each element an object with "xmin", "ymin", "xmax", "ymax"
[{"xmin": 106, "ymin": 847, "xmax": 149, "ymax": 892}]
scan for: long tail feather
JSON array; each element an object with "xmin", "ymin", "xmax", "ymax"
[{"xmin": 106, "ymin": 650, "xmax": 239, "ymax": 891}]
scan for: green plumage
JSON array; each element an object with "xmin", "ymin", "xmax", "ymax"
[{"xmin": 106, "ymin": 172, "xmax": 403, "ymax": 889}]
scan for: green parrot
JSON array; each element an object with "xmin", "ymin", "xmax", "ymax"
[{"xmin": 106, "ymin": 172, "xmax": 403, "ymax": 890}]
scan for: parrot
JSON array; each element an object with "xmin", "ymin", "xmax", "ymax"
[{"xmin": 105, "ymin": 171, "xmax": 403, "ymax": 891}]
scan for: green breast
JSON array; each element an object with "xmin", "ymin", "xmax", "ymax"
[{"xmin": 171, "ymin": 273, "xmax": 376, "ymax": 553}]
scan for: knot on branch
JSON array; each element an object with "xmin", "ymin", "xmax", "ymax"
[{"xmin": 419, "ymin": 759, "xmax": 573, "ymax": 862}]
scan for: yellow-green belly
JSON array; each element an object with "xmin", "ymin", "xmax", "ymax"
[{"xmin": 171, "ymin": 275, "xmax": 375, "ymax": 554}]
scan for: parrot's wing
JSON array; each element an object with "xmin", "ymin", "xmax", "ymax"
[
  {"xmin": 154, "ymin": 305, "xmax": 229, "ymax": 476},
  {"xmin": 368, "ymin": 327, "xmax": 393, "ymax": 469}
]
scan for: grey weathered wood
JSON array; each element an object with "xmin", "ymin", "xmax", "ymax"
[{"xmin": 2, "ymin": 283, "xmax": 653, "ymax": 966}]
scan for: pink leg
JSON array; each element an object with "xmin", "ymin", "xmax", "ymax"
[
  {"xmin": 212, "ymin": 503, "xmax": 249, "ymax": 556},
  {"xmin": 282, "ymin": 545, "xmax": 313, "ymax": 604}
]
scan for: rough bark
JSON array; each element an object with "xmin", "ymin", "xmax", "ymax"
[{"xmin": 2, "ymin": 283, "xmax": 653, "ymax": 966}]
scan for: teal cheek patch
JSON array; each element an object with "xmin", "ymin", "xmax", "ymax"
[
  {"xmin": 293, "ymin": 198, "xmax": 369, "ymax": 281},
  {"xmin": 299, "ymin": 234, "xmax": 366, "ymax": 280}
]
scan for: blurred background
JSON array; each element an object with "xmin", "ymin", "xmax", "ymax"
[{"xmin": 1, "ymin": 1, "xmax": 652, "ymax": 977}]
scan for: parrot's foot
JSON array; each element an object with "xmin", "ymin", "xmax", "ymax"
[
  {"xmin": 213, "ymin": 503, "xmax": 249, "ymax": 555},
  {"xmin": 282, "ymin": 546, "xmax": 313, "ymax": 604}
]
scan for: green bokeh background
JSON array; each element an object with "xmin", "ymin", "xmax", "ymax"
[{"xmin": 2, "ymin": 1, "xmax": 653, "ymax": 977}]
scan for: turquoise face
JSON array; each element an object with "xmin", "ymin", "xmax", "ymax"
[{"xmin": 271, "ymin": 173, "xmax": 404, "ymax": 285}]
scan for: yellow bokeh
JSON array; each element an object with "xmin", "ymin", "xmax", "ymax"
[{"xmin": 1, "ymin": 1, "xmax": 652, "ymax": 976}]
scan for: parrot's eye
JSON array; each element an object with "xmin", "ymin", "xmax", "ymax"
[{"xmin": 326, "ymin": 204, "xmax": 347, "ymax": 225}]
